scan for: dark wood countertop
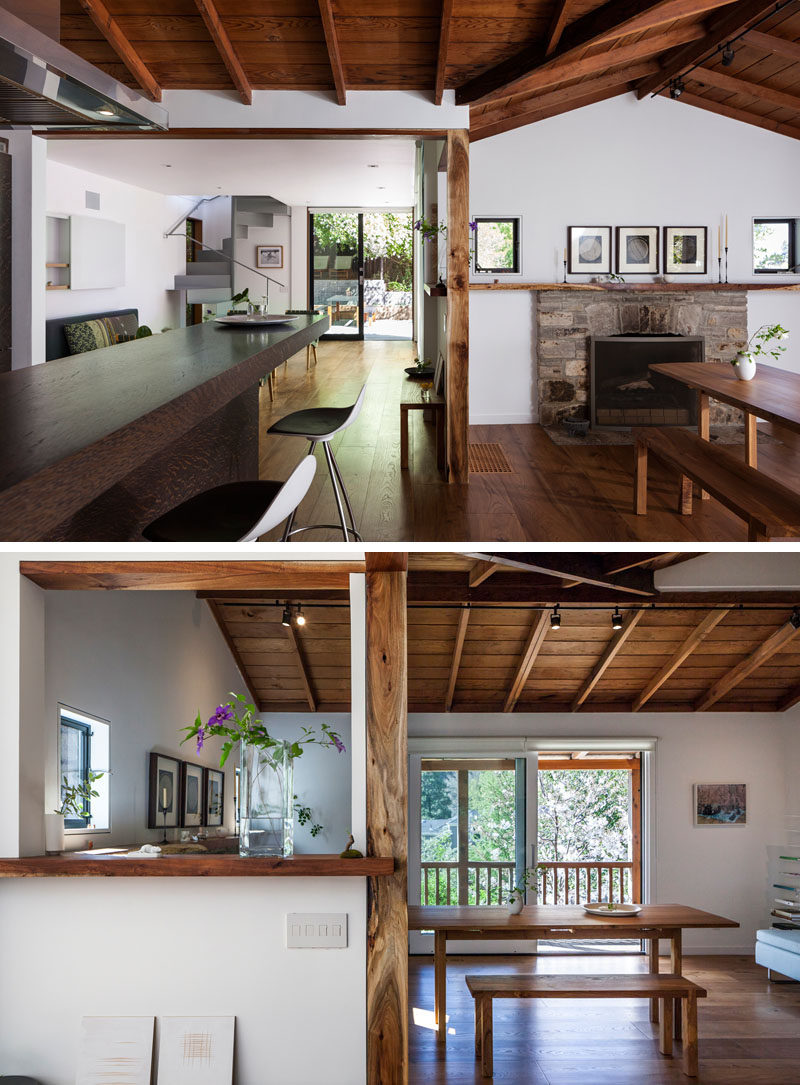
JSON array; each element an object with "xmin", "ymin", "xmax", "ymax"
[
  {"xmin": 0, "ymin": 851, "xmax": 393, "ymax": 878},
  {"xmin": 0, "ymin": 315, "xmax": 328, "ymax": 540}
]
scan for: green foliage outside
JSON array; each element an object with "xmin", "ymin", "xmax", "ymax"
[
  {"xmin": 475, "ymin": 220, "xmax": 515, "ymax": 270},
  {"xmin": 753, "ymin": 221, "xmax": 789, "ymax": 270},
  {"xmin": 313, "ymin": 211, "xmax": 413, "ymax": 289}
]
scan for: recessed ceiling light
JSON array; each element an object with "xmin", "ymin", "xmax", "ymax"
[
  {"xmin": 163, "ymin": 163, "xmax": 172, "ymax": 168},
  {"xmin": 377, "ymin": 186, "xmax": 386, "ymax": 190},
  {"xmin": 367, "ymin": 163, "xmax": 379, "ymax": 168}
]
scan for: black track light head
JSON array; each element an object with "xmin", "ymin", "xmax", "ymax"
[
  {"xmin": 281, "ymin": 604, "xmax": 292, "ymax": 628},
  {"xmin": 721, "ymin": 43, "xmax": 735, "ymax": 66},
  {"xmin": 612, "ymin": 608, "xmax": 624, "ymax": 631},
  {"xmin": 550, "ymin": 605, "xmax": 561, "ymax": 630}
]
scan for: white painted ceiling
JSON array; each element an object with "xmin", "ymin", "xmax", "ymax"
[{"xmin": 46, "ymin": 138, "xmax": 416, "ymax": 207}]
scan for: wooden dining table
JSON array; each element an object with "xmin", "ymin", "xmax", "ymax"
[
  {"xmin": 649, "ymin": 361, "xmax": 800, "ymax": 472},
  {"xmin": 408, "ymin": 903, "xmax": 738, "ymax": 1043}
]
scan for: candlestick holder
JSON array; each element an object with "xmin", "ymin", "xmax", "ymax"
[
  {"xmin": 724, "ymin": 247, "xmax": 729, "ymax": 283},
  {"xmin": 563, "ymin": 259, "xmax": 567, "ymax": 284},
  {"xmin": 717, "ymin": 256, "xmax": 722, "ymax": 284},
  {"xmin": 160, "ymin": 799, "xmax": 169, "ymax": 844}
]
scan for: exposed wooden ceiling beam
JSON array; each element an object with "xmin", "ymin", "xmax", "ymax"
[
  {"xmin": 470, "ymin": 63, "xmax": 659, "ymax": 140},
  {"xmin": 601, "ymin": 552, "xmax": 694, "ymax": 574},
  {"xmin": 435, "ymin": 0, "xmax": 455, "ymax": 105},
  {"xmin": 366, "ymin": 553, "xmax": 409, "ymax": 573},
  {"xmin": 670, "ymin": 89, "xmax": 800, "ymax": 141},
  {"xmin": 469, "ymin": 22, "xmax": 706, "ymax": 114},
  {"xmin": 205, "ymin": 600, "xmax": 261, "ymax": 708},
  {"xmin": 778, "ymin": 680, "xmax": 800, "ymax": 711},
  {"xmin": 692, "ymin": 64, "xmax": 800, "ymax": 113},
  {"xmin": 504, "ymin": 610, "xmax": 552, "ymax": 712},
  {"xmin": 285, "ymin": 624, "xmax": 317, "ymax": 712},
  {"xmin": 445, "ymin": 606, "xmax": 470, "ymax": 711},
  {"xmin": 21, "ymin": 560, "xmax": 363, "ymax": 591},
  {"xmin": 465, "ymin": 553, "xmax": 655, "ymax": 595},
  {"xmin": 317, "ymin": 0, "xmax": 347, "ymax": 105},
  {"xmin": 570, "ymin": 608, "xmax": 645, "ymax": 711},
  {"xmin": 546, "ymin": 0, "xmax": 575, "ymax": 56},
  {"xmin": 743, "ymin": 28, "xmax": 800, "ymax": 62},
  {"xmin": 194, "ymin": 0, "xmax": 252, "ymax": 105},
  {"xmin": 468, "ymin": 560, "xmax": 499, "ymax": 588},
  {"xmin": 635, "ymin": 0, "xmax": 782, "ymax": 100},
  {"xmin": 75, "ymin": 0, "xmax": 162, "ymax": 101},
  {"xmin": 695, "ymin": 616, "xmax": 800, "ymax": 711},
  {"xmin": 457, "ymin": 0, "xmax": 736, "ymax": 105},
  {"xmin": 631, "ymin": 607, "xmax": 730, "ymax": 711}
]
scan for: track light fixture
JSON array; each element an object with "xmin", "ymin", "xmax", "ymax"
[
  {"xmin": 281, "ymin": 602, "xmax": 309, "ymax": 628},
  {"xmin": 611, "ymin": 608, "xmax": 624, "ymax": 631},
  {"xmin": 669, "ymin": 78, "xmax": 685, "ymax": 99},
  {"xmin": 550, "ymin": 605, "xmax": 562, "ymax": 630},
  {"xmin": 721, "ymin": 43, "xmax": 735, "ymax": 66},
  {"xmin": 281, "ymin": 604, "xmax": 292, "ymax": 628},
  {"xmin": 791, "ymin": 608, "xmax": 800, "ymax": 630},
  {"xmin": 295, "ymin": 605, "xmax": 306, "ymax": 627}
]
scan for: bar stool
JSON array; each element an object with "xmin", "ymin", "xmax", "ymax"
[
  {"xmin": 285, "ymin": 309, "xmax": 322, "ymax": 370},
  {"xmin": 141, "ymin": 457, "xmax": 316, "ymax": 542},
  {"xmin": 267, "ymin": 385, "xmax": 367, "ymax": 541}
]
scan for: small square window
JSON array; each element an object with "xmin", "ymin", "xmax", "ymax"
[
  {"xmin": 59, "ymin": 706, "xmax": 111, "ymax": 832},
  {"xmin": 753, "ymin": 218, "xmax": 797, "ymax": 273},
  {"xmin": 473, "ymin": 217, "xmax": 521, "ymax": 275}
]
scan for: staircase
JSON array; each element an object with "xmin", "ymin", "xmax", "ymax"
[{"xmin": 172, "ymin": 195, "xmax": 290, "ymax": 305}]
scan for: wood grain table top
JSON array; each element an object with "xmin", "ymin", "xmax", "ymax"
[
  {"xmin": 650, "ymin": 362, "xmax": 800, "ymax": 433},
  {"xmin": 408, "ymin": 904, "xmax": 739, "ymax": 932}
]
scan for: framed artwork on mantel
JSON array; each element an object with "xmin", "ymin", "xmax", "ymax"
[
  {"xmin": 181, "ymin": 761, "xmax": 205, "ymax": 828},
  {"xmin": 616, "ymin": 226, "xmax": 659, "ymax": 275},
  {"xmin": 205, "ymin": 767, "xmax": 225, "ymax": 827},
  {"xmin": 568, "ymin": 226, "xmax": 612, "ymax": 274},
  {"xmin": 148, "ymin": 752, "xmax": 181, "ymax": 830},
  {"xmin": 664, "ymin": 226, "xmax": 707, "ymax": 274}
]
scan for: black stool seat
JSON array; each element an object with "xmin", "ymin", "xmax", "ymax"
[
  {"xmin": 268, "ymin": 405, "xmax": 353, "ymax": 439},
  {"xmin": 143, "ymin": 480, "xmax": 282, "ymax": 542}
]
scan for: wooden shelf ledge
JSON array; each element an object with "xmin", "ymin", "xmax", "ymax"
[
  {"xmin": 0, "ymin": 853, "xmax": 394, "ymax": 878},
  {"xmin": 469, "ymin": 282, "xmax": 800, "ymax": 293},
  {"xmin": 424, "ymin": 283, "xmax": 447, "ymax": 296}
]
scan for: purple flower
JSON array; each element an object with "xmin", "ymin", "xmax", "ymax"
[
  {"xmin": 332, "ymin": 734, "xmax": 346, "ymax": 754},
  {"xmin": 469, "ymin": 220, "xmax": 478, "ymax": 232},
  {"xmin": 196, "ymin": 726, "xmax": 205, "ymax": 752},
  {"xmin": 208, "ymin": 704, "xmax": 234, "ymax": 727}
]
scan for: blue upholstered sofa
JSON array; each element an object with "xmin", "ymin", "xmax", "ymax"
[{"xmin": 755, "ymin": 927, "xmax": 800, "ymax": 981}]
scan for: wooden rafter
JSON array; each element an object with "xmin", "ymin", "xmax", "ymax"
[
  {"xmin": 778, "ymin": 681, "xmax": 800, "ymax": 711},
  {"xmin": 695, "ymin": 617, "xmax": 800, "ymax": 711},
  {"xmin": 435, "ymin": 0, "xmax": 455, "ymax": 106},
  {"xmin": 317, "ymin": 0, "xmax": 347, "ymax": 105},
  {"xmin": 457, "ymin": 0, "xmax": 735, "ymax": 105},
  {"xmin": 205, "ymin": 599, "xmax": 262, "ymax": 709},
  {"xmin": 691, "ymin": 65, "xmax": 800, "ymax": 114},
  {"xmin": 194, "ymin": 0, "xmax": 252, "ymax": 105},
  {"xmin": 468, "ymin": 560, "xmax": 498, "ymax": 588},
  {"xmin": 75, "ymin": 0, "xmax": 162, "ymax": 101},
  {"xmin": 20, "ymin": 560, "xmax": 363, "ymax": 591},
  {"xmin": 672, "ymin": 90, "xmax": 800, "ymax": 141},
  {"xmin": 285, "ymin": 623, "xmax": 317, "ymax": 712},
  {"xmin": 601, "ymin": 552, "xmax": 692, "ymax": 574},
  {"xmin": 743, "ymin": 28, "xmax": 800, "ymax": 63},
  {"xmin": 546, "ymin": 0, "xmax": 574, "ymax": 56},
  {"xmin": 504, "ymin": 610, "xmax": 551, "ymax": 712},
  {"xmin": 445, "ymin": 606, "xmax": 470, "ymax": 711},
  {"xmin": 469, "ymin": 22, "xmax": 706, "ymax": 115},
  {"xmin": 465, "ymin": 553, "xmax": 655, "ymax": 595},
  {"xmin": 570, "ymin": 608, "xmax": 645, "ymax": 711},
  {"xmin": 471, "ymin": 62, "xmax": 659, "ymax": 141},
  {"xmin": 635, "ymin": 0, "xmax": 782, "ymax": 100},
  {"xmin": 631, "ymin": 607, "xmax": 730, "ymax": 711}
]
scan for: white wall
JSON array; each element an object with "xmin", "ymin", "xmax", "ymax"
[
  {"xmin": 9, "ymin": 131, "xmax": 46, "ymax": 368},
  {"xmin": 469, "ymin": 93, "xmax": 800, "ymax": 424},
  {"xmin": 45, "ymin": 158, "xmax": 190, "ymax": 333},
  {"xmin": 410, "ymin": 709, "xmax": 787, "ymax": 953},
  {"xmin": 233, "ymin": 216, "xmax": 291, "ymax": 312}
]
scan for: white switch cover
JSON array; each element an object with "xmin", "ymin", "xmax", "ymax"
[{"xmin": 286, "ymin": 913, "xmax": 348, "ymax": 948}]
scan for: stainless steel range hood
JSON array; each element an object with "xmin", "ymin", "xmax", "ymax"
[{"xmin": 0, "ymin": 4, "xmax": 168, "ymax": 131}]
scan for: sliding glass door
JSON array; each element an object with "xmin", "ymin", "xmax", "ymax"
[{"xmin": 309, "ymin": 210, "xmax": 363, "ymax": 339}]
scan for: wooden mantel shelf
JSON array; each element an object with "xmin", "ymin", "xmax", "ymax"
[
  {"xmin": 469, "ymin": 282, "xmax": 800, "ymax": 293},
  {"xmin": 0, "ymin": 852, "xmax": 394, "ymax": 878}
]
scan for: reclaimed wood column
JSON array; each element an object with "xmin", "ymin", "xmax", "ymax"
[
  {"xmin": 446, "ymin": 129, "xmax": 470, "ymax": 484},
  {"xmin": 366, "ymin": 552, "xmax": 409, "ymax": 1085}
]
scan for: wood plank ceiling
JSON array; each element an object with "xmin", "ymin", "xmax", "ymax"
[
  {"xmin": 57, "ymin": 2, "xmax": 800, "ymax": 143},
  {"xmin": 203, "ymin": 551, "xmax": 800, "ymax": 716}
]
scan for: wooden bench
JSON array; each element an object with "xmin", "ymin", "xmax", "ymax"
[
  {"xmin": 633, "ymin": 426, "xmax": 800, "ymax": 541},
  {"xmin": 465, "ymin": 973, "xmax": 707, "ymax": 1079},
  {"xmin": 400, "ymin": 387, "xmax": 445, "ymax": 472}
]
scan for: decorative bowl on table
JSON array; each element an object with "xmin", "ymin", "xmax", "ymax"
[
  {"xmin": 583, "ymin": 902, "xmax": 642, "ymax": 916},
  {"xmin": 215, "ymin": 314, "xmax": 300, "ymax": 327},
  {"xmin": 405, "ymin": 366, "xmax": 435, "ymax": 381}
]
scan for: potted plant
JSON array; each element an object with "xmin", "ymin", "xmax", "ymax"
[
  {"xmin": 45, "ymin": 771, "xmax": 106, "ymax": 854},
  {"xmin": 732, "ymin": 323, "xmax": 789, "ymax": 381},
  {"xmin": 506, "ymin": 866, "xmax": 544, "ymax": 915},
  {"xmin": 181, "ymin": 694, "xmax": 345, "ymax": 857}
]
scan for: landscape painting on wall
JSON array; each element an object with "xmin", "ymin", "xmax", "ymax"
[{"xmin": 694, "ymin": 783, "xmax": 747, "ymax": 825}]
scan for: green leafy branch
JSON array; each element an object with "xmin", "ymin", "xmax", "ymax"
[{"xmin": 56, "ymin": 770, "xmax": 106, "ymax": 819}]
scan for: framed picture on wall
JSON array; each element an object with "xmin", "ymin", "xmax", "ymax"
[
  {"xmin": 256, "ymin": 244, "xmax": 283, "ymax": 269},
  {"xmin": 694, "ymin": 783, "xmax": 747, "ymax": 825},
  {"xmin": 616, "ymin": 226, "xmax": 659, "ymax": 275},
  {"xmin": 148, "ymin": 752, "xmax": 181, "ymax": 830},
  {"xmin": 180, "ymin": 761, "xmax": 205, "ymax": 828},
  {"xmin": 204, "ymin": 768, "xmax": 225, "ymax": 827},
  {"xmin": 567, "ymin": 226, "xmax": 612, "ymax": 274},
  {"xmin": 664, "ymin": 226, "xmax": 707, "ymax": 274}
]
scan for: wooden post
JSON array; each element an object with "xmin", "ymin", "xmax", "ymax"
[
  {"xmin": 446, "ymin": 129, "xmax": 470, "ymax": 484},
  {"xmin": 366, "ymin": 554, "xmax": 408, "ymax": 1085}
]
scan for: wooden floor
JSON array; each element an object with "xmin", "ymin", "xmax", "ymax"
[
  {"xmin": 408, "ymin": 954, "xmax": 800, "ymax": 1084},
  {"xmin": 259, "ymin": 339, "xmax": 800, "ymax": 542}
]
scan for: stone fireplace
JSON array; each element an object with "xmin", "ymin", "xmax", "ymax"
[{"xmin": 536, "ymin": 289, "xmax": 748, "ymax": 427}]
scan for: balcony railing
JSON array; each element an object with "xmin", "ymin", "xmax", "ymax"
[{"xmin": 420, "ymin": 859, "xmax": 635, "ymax": 906}]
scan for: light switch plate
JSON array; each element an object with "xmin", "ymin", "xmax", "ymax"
[{"xmin": 286, "ymin": 912, "xmax": 348, "ymax": 949}]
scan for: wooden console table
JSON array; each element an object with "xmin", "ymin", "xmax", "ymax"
[{"xmin": 400, "ymin": 385, "xmax": 445, "ymax": 472}]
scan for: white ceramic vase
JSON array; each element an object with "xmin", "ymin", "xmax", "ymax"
[
  {"xmin": 44, "ymin": 813, "xmax": 65, "ymax": 854},
  {"xmin": 507, "ymin": 896, "xmax": 524, "ymax": 916},
  {"xmin": 734, "ymin": 352, "xmax": 757, "ymax": 381}
]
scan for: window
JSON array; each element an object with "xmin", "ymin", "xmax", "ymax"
[
  {"xmin": 473, "ymin": 216, "xmax": 521, "ymax": 275},
  {"xmin": 753, "ymin": 218, "xmax": 797, "ymax": 273},
  {"xmin": 59, "ymin": 706, "xmax": 110, "ymax": 832}
]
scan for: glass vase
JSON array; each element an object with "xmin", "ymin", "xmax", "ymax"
[{"xmin": 239, "ymin": 740, "xmax": 294, "ymax": 857}]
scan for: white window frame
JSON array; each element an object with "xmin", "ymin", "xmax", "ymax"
[{"xmin": 58, "ymin": 704, "xmax": 111, "ymax": 835}]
